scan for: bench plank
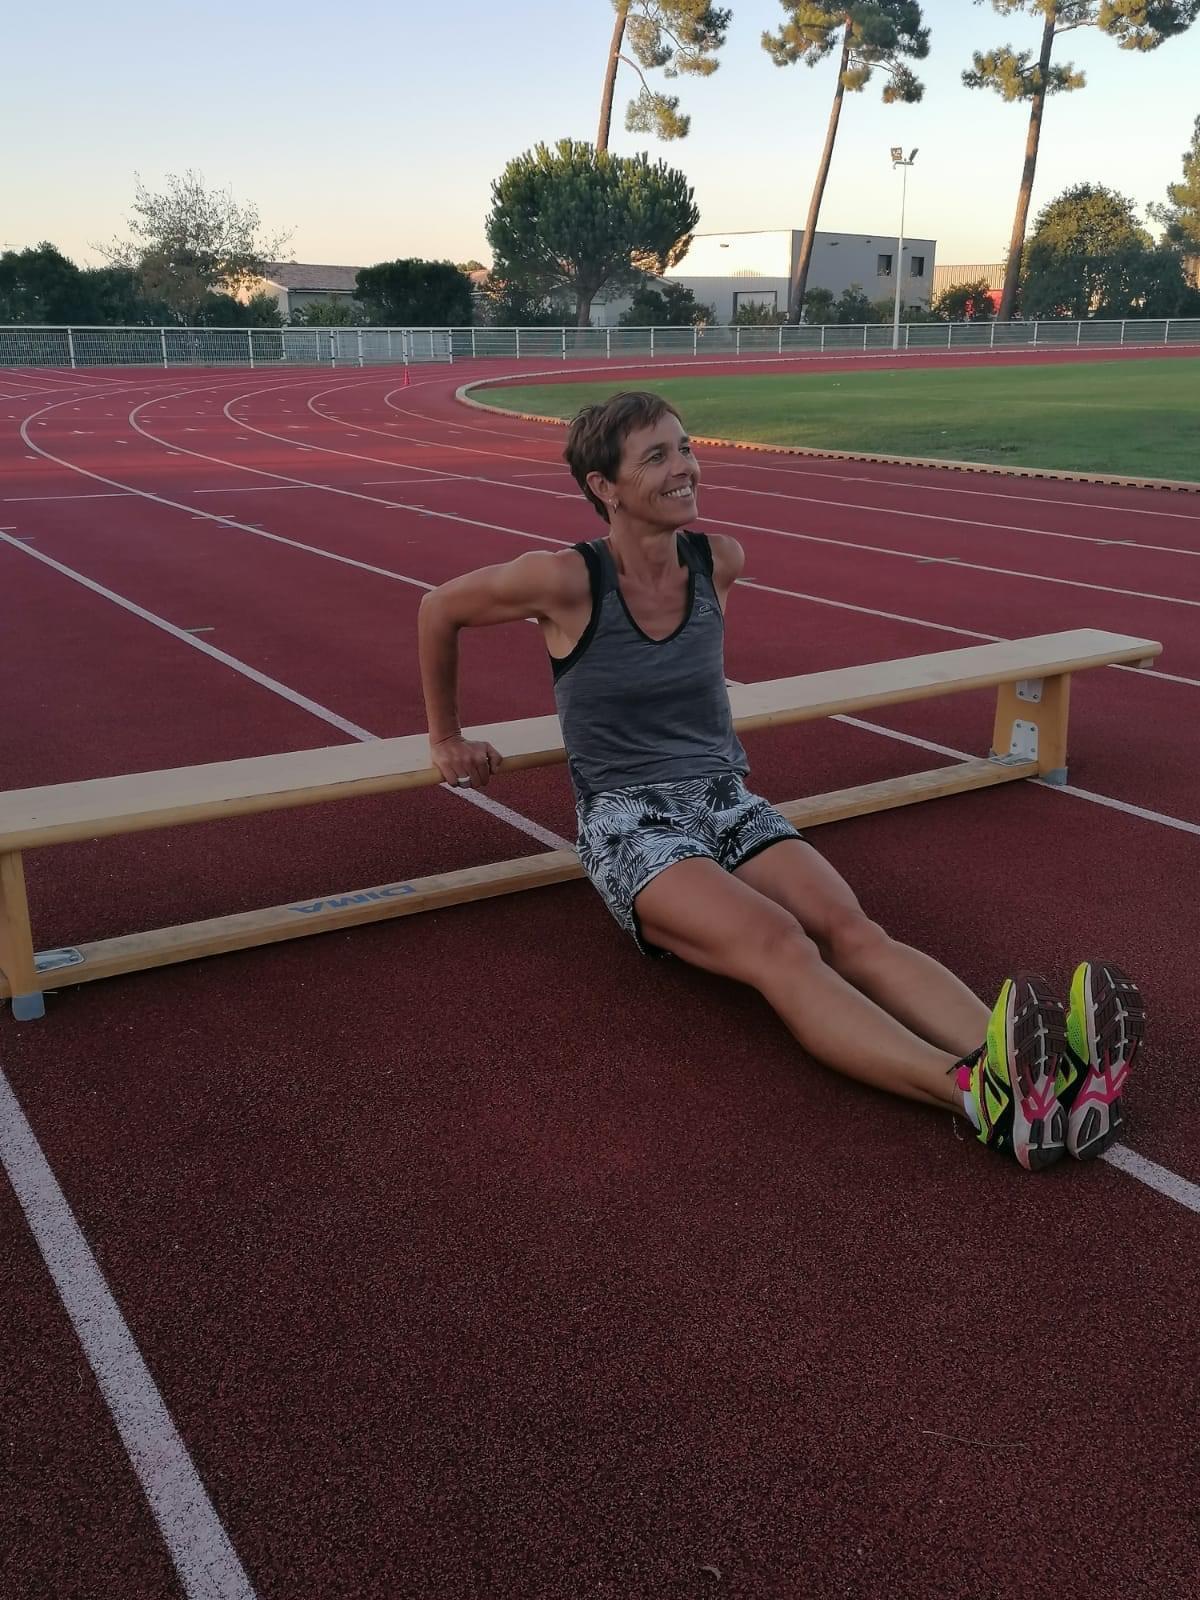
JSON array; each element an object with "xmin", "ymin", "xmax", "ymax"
[
  {"xmin": 0, "ymin": 629, "xmax": 1159, "ymax": 851},
  {"xmin": 0, "ymin": 756, "xmax": 1037, "ymax": 999}
]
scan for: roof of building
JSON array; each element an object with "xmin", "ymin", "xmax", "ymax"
[{"xmin": 262, "ymin": 262, "xmax": 360, "ymax": 293}]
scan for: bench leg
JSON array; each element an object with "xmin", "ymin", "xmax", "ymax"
[
  {"xmin": 991, "ymin": 674, "xmax": 1070, "ymax": 785},
  {"xmin": 0, "ymin": 852, "xmax": 45, "ymax": 1022}
]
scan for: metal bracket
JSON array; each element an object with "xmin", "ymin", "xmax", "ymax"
[
  {"xmin": 1015, "ymin": 679, "xmax": 1044, "ymax": 704},
  {"xmin": 1007, "ymin": 719, "xmax": 1040, "ymax": 762},
  {"xmin": 34, "ymin": 947, "xmax": 84, "ymax": 974}
]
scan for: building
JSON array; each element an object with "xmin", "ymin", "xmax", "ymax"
[
  {"xmin": 931, "ymin": 261, "xmax": 1006, "ymax": 311},
  {"xmin": 245, "ymin": 263, "xmax": 361, "ymax": 320},
  {"xmin": 653, "ymin": 228, "xmax": 937, "ymax": 323}
]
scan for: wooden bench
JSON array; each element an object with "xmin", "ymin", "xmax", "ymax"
[{"xmin": 0, "ymin": 628, "xmax": 1160, "ymax": 1020}]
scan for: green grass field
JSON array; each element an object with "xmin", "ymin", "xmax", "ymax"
[{"xmin": 476, "ymin": 357, "xmax": 1200, "ymax": 482}]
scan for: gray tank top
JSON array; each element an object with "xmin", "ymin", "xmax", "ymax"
[{"xmin": 550, "ymin": 532, "xmax": 748, "ymax": 804}]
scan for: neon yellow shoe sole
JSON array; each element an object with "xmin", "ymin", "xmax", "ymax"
[
  {"xmin": 963, "ymin": 972, "xmax": 1067, "ymax": 1171},
  {"xmin": 1059, "ymin": 961, "xmax": 1144, "ymax": 1160}
]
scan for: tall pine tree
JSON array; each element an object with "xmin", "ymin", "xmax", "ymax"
[
  {"xmin": 964, "ymin": 2, "xmax": 1200, "ymax": 321},
  {"xmin": 762, "ymin": 5, "xmax": 929, "ymax": 323},
  {"xmin": 596, "ymin": 2, "xmax": 731, "ymax": 152}
]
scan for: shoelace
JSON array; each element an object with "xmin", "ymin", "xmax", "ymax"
[{"xmin": 948, "ymin": 1042, "xmax": 985, "ymax": 1079}]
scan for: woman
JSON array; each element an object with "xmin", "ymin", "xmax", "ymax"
[{"xmin": 418, "ymin": 390, "xmax": 1142, "ymax": 1171}]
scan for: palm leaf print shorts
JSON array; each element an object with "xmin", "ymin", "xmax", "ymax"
[{"xmin": 575, "ymin": 773, "xmax": 803, "ymax": 956}]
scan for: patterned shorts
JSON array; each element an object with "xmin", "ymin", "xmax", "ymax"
[{"xmin": 575, "ymin": 773, "xmax": 803, "ymax": 956}]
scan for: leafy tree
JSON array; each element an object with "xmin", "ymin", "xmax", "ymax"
[
  {"xmin": 1093, "ymin": 243, "xmax": 1193, "ymax": 316},
  {"xmin": 731, "ymin": 299, "xmax": 787, "ymax": 325},
  {"xmin": 192, "ymin": 290, "xmax": 284, "ymax": 327},
  {"xmin": 354, "ymin": 260, "xmax": 474, "ymax": 325},
  {"xmin": 1020, "ymin": 183, "xmax": 1150, "ymax": 316},
  {"xmin": 0, "ymin": 243, "xmax": 89, "ymax": 322},
  {"xmin": 619, "ymin": 277, "xmax": 713, "ymax": 324},
  {"xmin": 763, "ymin": 4, "xmax": 930, "ymax": 323},
  {"xmin": 799, "ymin": 285, "xmax": 836, "ymax": 323},
  {"xmin": 455, "ymin": 259, "xmax": 487, "ymax": 273},
  {"xmin": 932, "ymin": 278, "xmax": 998, "ymax": 320},
  {"xmin": 832, "ymin": 283, "xmax": 876, "ymax": 323},
  {"xmin": 486, "ymin": 140, "xmax": 699, "ymax": 327},
  {"xmin": 288, "ymin": 298, "xmax": 366, "ymax": 326},
  {"xmin": 475, "ymin": 273, "xmax": 568, "ymax": 326},
  {"xmin": 1017, "ymin": 182, "xmax": 1193, "ymax": 317},
  {"xmin": 597, "ymin": 2, "xmax": 731, "ymax": 151},
  {"xmin": 1150, "ymin": 112, "xmax": 1200, "ymax": 251},
  {"xmin": 101, "ymin": 170, "xmax": 292, "ymax": 322},
  {"xmin": 77, "ymin": 265, "xmax": 163, "ymax": 324},
  {"xmin": 964, "ymin": 3, "xmax": 1200, "ymax": 322}
]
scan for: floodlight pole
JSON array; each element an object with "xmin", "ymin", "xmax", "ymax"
[{"xmin": 891, "ymin": 149, "xmax": 917, "ymax": 352}]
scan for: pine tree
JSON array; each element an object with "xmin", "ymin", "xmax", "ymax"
[
  {"xmin": 762, "ymin": 5, "xmax": 930, "ymax": 323},
  {"xmin": 963, "ymin": 2, "xmax": 1200, "ymax": 321},
  {"xmin": 596, "ymin": 2, "xmax": 731, "ymax": 152}
]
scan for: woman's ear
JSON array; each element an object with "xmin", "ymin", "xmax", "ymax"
[{"xmin": 587, "ymin": 471, "xmax": 617, "ymax": 510}]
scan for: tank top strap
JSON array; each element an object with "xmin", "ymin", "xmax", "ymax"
[
  {"xmin": 576, "ymin": 537, "xmax": 615, "ymax": 599},
  {"xmin": 677, "ymin": 530, "xmax": 714, "ymax": 579}
]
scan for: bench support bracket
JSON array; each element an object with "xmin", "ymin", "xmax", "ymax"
[{"xmin": 992, "ymin": 674, "xmax": 1070, "ymax": 787}]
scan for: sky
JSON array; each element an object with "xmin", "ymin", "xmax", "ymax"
[{"xmin": 3, "ymin": 1, "xmax": 1198, "ymax": 273}]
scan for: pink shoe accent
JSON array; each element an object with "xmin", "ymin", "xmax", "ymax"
[
  {"xmin": 1022, "ymin": 1079, "xmax": 1059, "ymax": 1120},
  {"xmin": 1075, "ymin": 1052, "xmax": 1133, "ymax": 1110}
]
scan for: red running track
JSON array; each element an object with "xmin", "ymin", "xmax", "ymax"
[{"xmin": 1, "ymin": 353, "xmax": 1199, "ymax": 1600}]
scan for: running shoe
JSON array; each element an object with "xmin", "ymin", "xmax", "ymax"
[
  {"xmin": 953, "ymin": 973, "xmax": 1067, "ymax": 1171},
  {"xmin": 1055, "ymin": 961, "xmax": 1144, "ymax": 1160}
]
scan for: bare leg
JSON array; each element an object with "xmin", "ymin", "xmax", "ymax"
[
  {"xmin": 735, "ymin": 841, "xmax": 990, "ymax": 1057},
  {"xmin": 634, "ymin": 858, "xmax": 964, "ymax": 1112}
]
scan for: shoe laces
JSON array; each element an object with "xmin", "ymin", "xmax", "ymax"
[{"xmin": 948, "ymin": 1043, "xmax": 985, "ymax": 1077}]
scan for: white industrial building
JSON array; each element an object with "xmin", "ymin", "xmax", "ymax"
[{"xmin": 659, "ymin": 228, "xmax": 936, "ymax": 322}]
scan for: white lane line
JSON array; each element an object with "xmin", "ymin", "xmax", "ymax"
[
  {"xmin": 4, "ymin": 491, "xmax": 136, "ymax": 503},
  {"xmin": 831, "ymin": 715, "xmax": 1200, "ymax": 835},
  {"xmin": 1101, "ymin": 1146, "xmax": 1200, "ymax": 1212},
  {"xmin": 224, "ymin": 377, "xmax": 1200, "ymax": 617},
  {"xmin": 24, "ymin": 374, "xmax": 1200, "ymax": 701},
  {"xmin": 0, "ymin": 534, "xmax": 571, "ymax": 849},
  {"xmin": 299, "ymin": 389, "xmax": 1200, "ymax": 611},
  {"xmin": 699, "ymin": 477, "xmax": 1200, "ymax": 561},
  {"xmin": 360, "ymin": 476, "xmax": 469, "ymax": 486},
  {"xmin": 709, "ymin": 454, "xmax": 1200, "ymax": 524},
  {"xmin": 0, "ymin": 1073, "xmax": 257, "ymax": 1599},
  {"xmin": 191, "ymin": 485, "xmax": 315, "ymax": 495},
  {"xmin": 0, "ymin": 535, "xmax": 377, "ymax": 740}
]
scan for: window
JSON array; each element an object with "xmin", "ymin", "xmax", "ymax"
[
  {"xmin": 877, "ymin": 253, "xmax": 893, "ymax": 277},
  {"xmin": 911, "ymin": 255, "xmax": 926, "ymax": 277}
]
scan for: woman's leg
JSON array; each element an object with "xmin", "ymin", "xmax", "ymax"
[
  {"xmin": 733, "ymin": 840, "xmax": 991, "ymax": 1057},
  {"xmin": 633, "ymin": 857, "xmax": 965, "ymax": 1112}
]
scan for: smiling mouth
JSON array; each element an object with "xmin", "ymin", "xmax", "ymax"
[{"xmin": 663, "ymin": 485, "xmax": 696, "ymax": 500}]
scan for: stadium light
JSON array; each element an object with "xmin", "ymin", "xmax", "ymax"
[{"xmin": 890, "ymin": 148, "xmax": 919, "ymax": 352}]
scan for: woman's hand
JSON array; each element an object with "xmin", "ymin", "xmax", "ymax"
[{"xmin": 430, "ymin": 734, "xmax": 503, "ymax": 790}]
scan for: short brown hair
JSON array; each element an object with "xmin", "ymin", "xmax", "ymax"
[{"xmin": 563, "ymin": 391, "xmax": 683, "ymax": 522}]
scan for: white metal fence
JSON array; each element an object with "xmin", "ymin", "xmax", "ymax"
[
  {"xmin": 0, "ymin": 326, "xmax": 452, "ymax": 369},
  {"xmin": 2, "ymin": 318, "xmax": 1198, "ymax": 369}
]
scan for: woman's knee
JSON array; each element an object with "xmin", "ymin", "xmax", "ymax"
[
  {"xmin": 825, "ymin": 908, "xmax": 891, "ymax": 975},
  {"xmin": 738, "ymin": 916, "xmax": 824, "ymax": 990}
]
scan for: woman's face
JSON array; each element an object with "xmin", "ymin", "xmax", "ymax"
[{"xmin": 592, "ymin": 412, "xmax": 700, "ymax": 530}]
